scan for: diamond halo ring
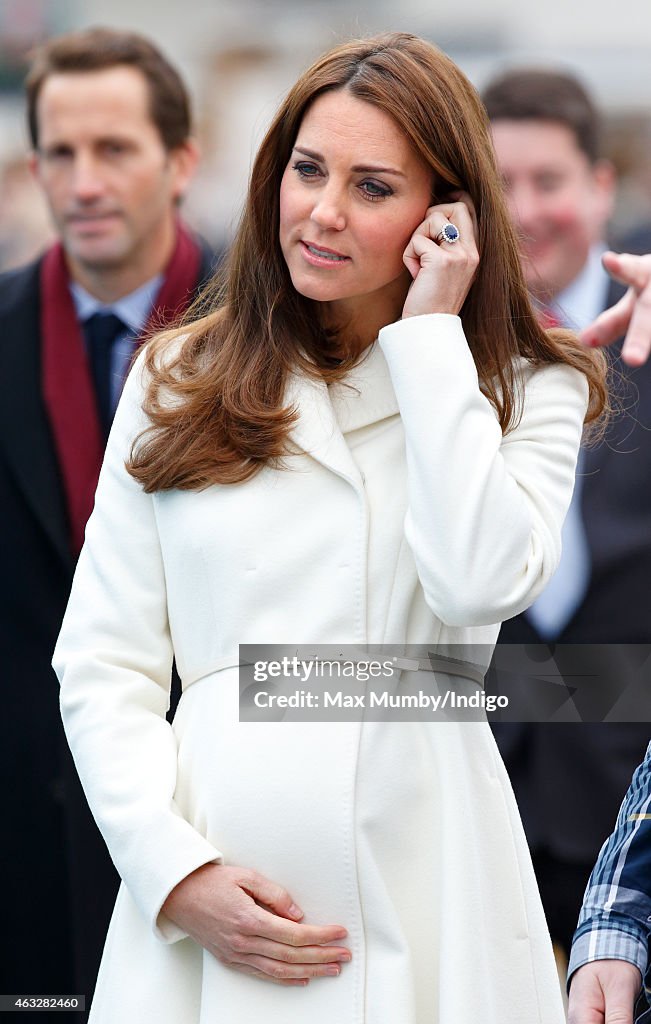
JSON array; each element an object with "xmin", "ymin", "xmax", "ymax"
[{"xmin": 436, "ymin": 223, "xmax": 460, "ymax": 244}]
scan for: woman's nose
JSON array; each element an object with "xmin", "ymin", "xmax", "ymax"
[{"xmin": 309, "ymin": 184, "xmax": 347, "ymax": 232}]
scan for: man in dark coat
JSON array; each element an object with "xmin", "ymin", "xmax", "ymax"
[
  {"xmin": 0, "ymin": 27, "xmax": 216, "ymax": 1017},
  {"xmin": 483, "ymin": 69, "xmax": 651, "ymax": 960}
]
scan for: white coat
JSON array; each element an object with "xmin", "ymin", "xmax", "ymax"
[{"xmin": 54, "ymin": 313, "xmax": 589, "ymax": 1023}]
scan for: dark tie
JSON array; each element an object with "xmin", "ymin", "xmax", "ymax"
[{"xmin": 83, "ymin": 312, "xmax": 126, "ymax": 440}]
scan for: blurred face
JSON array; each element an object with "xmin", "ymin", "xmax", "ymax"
[
  {"xmin": 31, "ymin": 66, "xmax": 196, "ymax": 283},
  {"xmin": 279, "ymin": 89, "xmax": 433, "ymax": 334},
  {"xmin": 490, "ymin": 119, "xmax": 614, "ymax": 300}
]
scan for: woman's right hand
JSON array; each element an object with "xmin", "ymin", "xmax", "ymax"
[{"xmin": 161, "ymin": 863, "xmax": 352, "ymax": 986}]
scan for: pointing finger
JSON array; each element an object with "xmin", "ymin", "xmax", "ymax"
[{"xmin": 602, "ymin": 251, "xmax": 651, "ymax": 292}]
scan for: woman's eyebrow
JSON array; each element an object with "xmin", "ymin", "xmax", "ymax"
[{"xmin": 292, "ymin": 145, "xmax": 406, "ymax": 177}]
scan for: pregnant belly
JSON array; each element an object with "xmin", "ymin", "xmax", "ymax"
[{"xmin": 172, "ymin": 668, "xmax": 362, "ymax": 922}]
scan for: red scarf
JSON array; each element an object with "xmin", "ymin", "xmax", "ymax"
[{"xmin": 41, "ymin": 222, "xmax": 203, "ymax": 556}]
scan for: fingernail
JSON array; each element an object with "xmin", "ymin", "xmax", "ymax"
[
  {"xmin": 338, "ymin": 953, "xmax": 352, "ymax": 962},
  {"xmin": 325, "ymin": 966, "xmax": 340, "ymax": 976},
  {"xmin": 288, "ymin": 903, "xmax": 303, "ymax": 919}
]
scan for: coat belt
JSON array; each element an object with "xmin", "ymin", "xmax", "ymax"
[{"xmin": 181, "ymin": 648, "xmax": 486, "ymax": 691}]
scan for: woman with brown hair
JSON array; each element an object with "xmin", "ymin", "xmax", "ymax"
[{"xmin": 54, "ymin": 32, "xmax": 605, "ymax": 1023}]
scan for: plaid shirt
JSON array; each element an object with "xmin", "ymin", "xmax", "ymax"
[{"xmin": 568, "ymin": 741, "xmax": 651, "ymax": 1015}]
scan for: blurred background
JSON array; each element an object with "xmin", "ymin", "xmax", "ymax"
[{"xmin": 1, "ymin": 0, "xmax": 651, "ymax": 268}]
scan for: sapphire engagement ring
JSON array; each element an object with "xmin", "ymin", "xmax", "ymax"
[{"xmin": 436, "ymin": 223, "xmax": 460, "ymax": 244}]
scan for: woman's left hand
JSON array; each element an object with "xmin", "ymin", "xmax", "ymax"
[{"xmin": 402, "ymin": 192, "xmax": 479, "ymax": 320}]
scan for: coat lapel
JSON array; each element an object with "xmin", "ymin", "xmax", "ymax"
[
  {"xmin": 286, "ymin": 341, "xmax": 400, "ymax": 488},
  {"xmin": 286, "ymin": 371, "xmax": 363, "ymax": 488}
]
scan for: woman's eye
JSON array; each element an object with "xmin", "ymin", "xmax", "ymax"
[
  {"xmin": 293, "ymin": 161, "xmax": 320, "ymax": 178},
  {"xmin": 360, "ymin": 180, "xmax": 392, "ymax": 200}
]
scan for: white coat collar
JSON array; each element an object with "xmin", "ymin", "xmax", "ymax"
[
  {"xmin": 286, "ymin": 339, "xmax": 399, "ymax": 487},
  {"xmin": 328, "ymin": 340, "xmax": 400, "ymax": 433}
]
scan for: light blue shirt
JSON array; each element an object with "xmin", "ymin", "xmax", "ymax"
[
  {"xmin": 70, "ymin": 275, "xmax": 163, "ymax": 413},
  {"xmin": 548, "ymin": 243, "xmax": 611, "ymax": 333},
  {"xmin": 525, "ymin": 244, "xmax": 610, "ymax": 639}
]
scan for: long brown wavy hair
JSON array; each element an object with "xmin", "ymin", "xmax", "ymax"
[{"xmin": 128, "ymin": 32, "xmax": 607, "ymax": 492}]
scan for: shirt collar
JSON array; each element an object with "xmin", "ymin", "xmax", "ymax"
[
  {"xmin": 552, "ymin": 243, "xmax": 611, "ymax": 330},
  {"xmin": 70, "ymin": 273, "xmax": 164, "ymax": 335}
]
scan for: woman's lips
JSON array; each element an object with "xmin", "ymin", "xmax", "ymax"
[{"xmin": 300, "ymin": 240, "xmax": 350, "ymax": 266}]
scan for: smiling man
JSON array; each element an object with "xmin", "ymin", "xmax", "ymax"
[
  {"xmin": 486, "ymin": 72, "xmax": 615, "ymax": 308},
  {"xmin": 0, "ymin": 27, "xmax": 216, "ymax": 1014}
]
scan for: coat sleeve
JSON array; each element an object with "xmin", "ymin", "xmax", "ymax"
[
  {"xmin": 53, "ymin": 353, "xmax": 223, "ymax": 944},
  {"xmin": 378, "ymin": 313, "xmax": 590, "ymax": 627}
]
